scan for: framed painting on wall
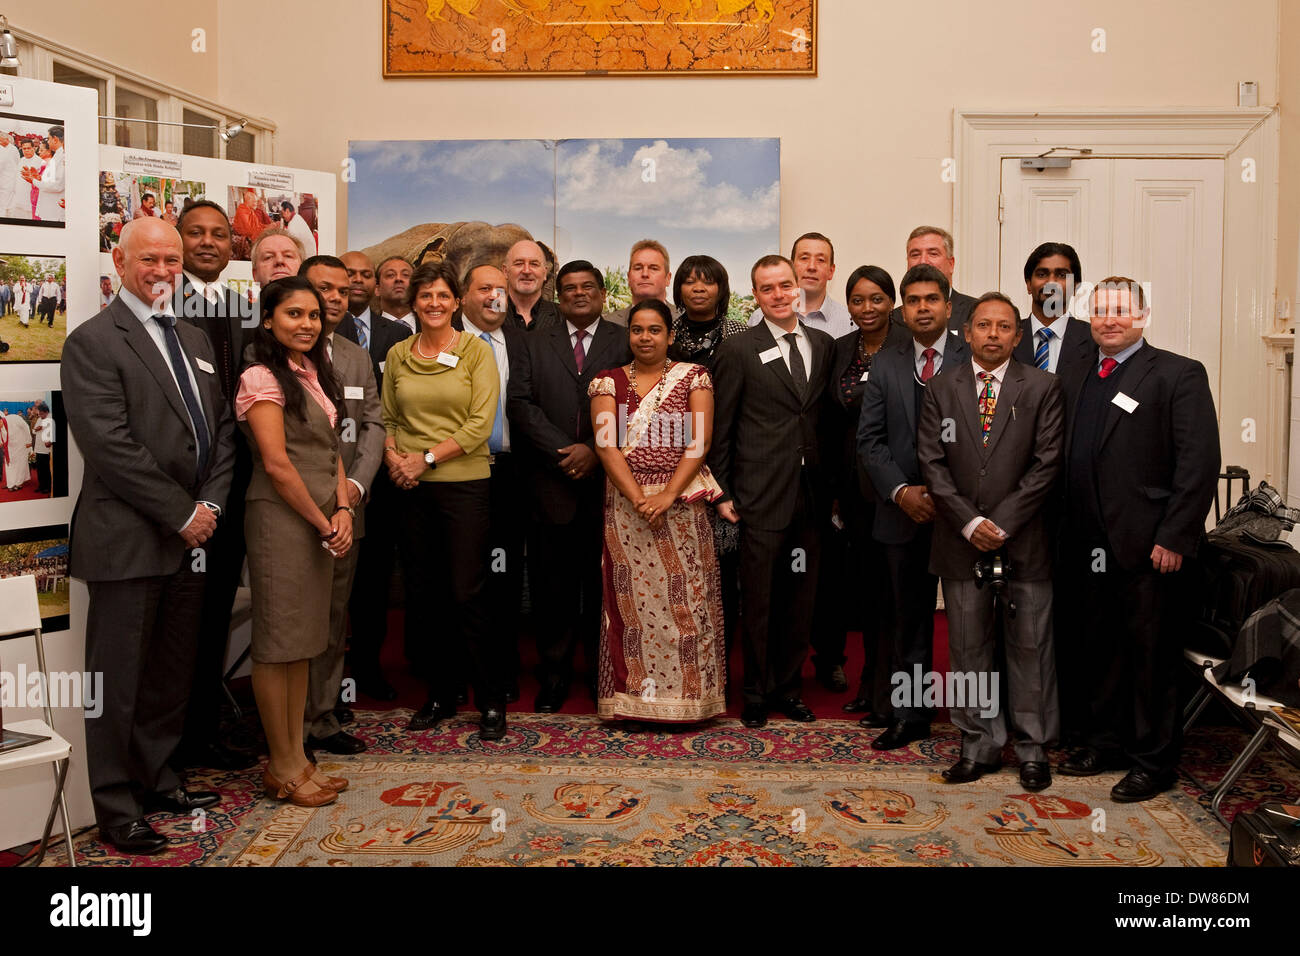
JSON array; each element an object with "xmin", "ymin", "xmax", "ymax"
[{"xmin": 383, "ymin": 0, "xmax": 816, "ymax": 77}]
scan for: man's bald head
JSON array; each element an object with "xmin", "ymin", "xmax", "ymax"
[{"xmin": 113, "ymin": 218, "xmax": 183, "ymax": 305}]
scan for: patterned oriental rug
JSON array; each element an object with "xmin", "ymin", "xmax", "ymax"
[{"xmin": 27, "ymin": 713, "xmax": 1298, "ymax": 867}]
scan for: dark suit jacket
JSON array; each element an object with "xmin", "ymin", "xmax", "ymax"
[
  {"xmin": 507, "ymin": 318, "xmax": 632, "ymax": 525},
  {"xmin": 1059, "ymin": 340, "xmax": 1220, "ymax": 570},
  {"xmin": 857, "ymin": 329, "xmax": 970, "ymax": 545},
  {"xmin": 827, "ymin": 323, "xmax": 910, "ymax": 503},
  {"xmin": 336, "ymin": 308, "xmax": 412, "ymax": 392},
  {"xmin": 1012, "ymin": 315, "xmax": 1094, "ymax": 378},
  {"xmin": 62, "ymin": 296, "xmax": 236, "ymax": 582},
  {"xmin": 176, "ymin": 274, "xmax": 256, "ymax": 402},
  {"xmin": 708, "ymin": 321, "xmax": 835, "ymax": 532},
  {"xmin": 890, "ymin": 289, "xmax": 978, "ymax": 335},
  {"xmin": 917, "ymin": 358, "xmax": 1064, "ymax": 580}
]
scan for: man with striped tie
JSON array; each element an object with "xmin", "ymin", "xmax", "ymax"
[
  {"xmin": 1013, "ymin": 242, "xmax": 1093, "ymax": 378},
  {"xmin": 917, "ymin": 292, "xmax": 1064, "ymax": 791}
]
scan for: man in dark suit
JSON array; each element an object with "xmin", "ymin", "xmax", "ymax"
[
  {"xmin": 301, "ymin": 256, "xmax": 384, "ymax": 754},
  {"xmin": 503, "ymin": 239, "xmax": 560, "ymax": 331},
  {"xmin": 859, "ymin": 264, "xmax": 970, "ymax": 749},
  {"xmin": 336, "ymin": 251, "xmax": 413, "ymax": 700},
  {"xmin": 172, "ymin": 199, "xmax": 258, "ymax": 771},
  {"xmin": 1057, "ymin": 276, "xmax": 1219, "ymax": 802},
  {"xmin": 458, "ymin": 261, "xmax": 527, "ymax": 703},
  {"xmin": 508, "ymin": 260, "xmax": 632, "ymax": 711},
  {"xmin": 1012, "ymin": 242, "xmax": 1093, "ymax": 378},
  {"xmin": 889, "ymin": 227, "xmax": 978, "ymax": 333},
  {"xmin": 61, "ymin": 218, "xmax": 236, "ymax": 855},
  {"xmin": 710, "ymin": 254, "xmax": 834, "ymax": 728},
  {"xmin": 918, "ymin": 292, "xmax": 1065, "ymax": 790}
]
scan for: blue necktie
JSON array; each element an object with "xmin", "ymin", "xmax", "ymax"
[
  {"xmin": 355, "ymin": 317, "xmax": 368, "ymax": 350},
  {"xmin": 1035, "ymin": 326, "xmax": 1054, "ymax": 371},
  {"xmin": 152, "ymin": 314, "xmax": 210, "ymax": 478},
  {"xmin": 479, "ymin": 331, "xmax": 505, "ymax": 454}
]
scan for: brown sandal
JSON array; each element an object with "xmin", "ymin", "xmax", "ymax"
[{"xmin": 263, "ymin": 765, "xmax": 339, "ymax": 807}]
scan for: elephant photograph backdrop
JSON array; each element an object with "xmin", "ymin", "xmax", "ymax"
[{"xmin": 347, "ymin": 137, "xmax": 780, "ymax": 318}]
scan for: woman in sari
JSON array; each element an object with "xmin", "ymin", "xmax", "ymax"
[{"xmin": 588, "ymin": 299, "xmax": 727, "ymax": 722}]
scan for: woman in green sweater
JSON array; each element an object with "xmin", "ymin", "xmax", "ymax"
[{"xmin": 381, "ymin": 260, "xmax": 506, "ymax": 741}]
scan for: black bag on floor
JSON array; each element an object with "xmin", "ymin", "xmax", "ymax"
[
  {"xmin": 1228, "ymin": 804, "xmax": 1300, "ymax": 867},
  {"xmin": 1195, "ymin": 513, "xmax": 1300, "ymax": 658}
]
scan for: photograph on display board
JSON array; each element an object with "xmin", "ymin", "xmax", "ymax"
[
  {"xmin": 347, "ymin": 137, "xmax": 778, "ymax": 319},
  {"xmin": 98, "ymin": 171, "xmax": 206, "ymax": 250},
  {"xmin": 0, "ymin": 390, "xmax": 66, "ymax": 504},
  {"xmin": 0, "ymin": 111, "xmax": 66, "ymax": 227},
  {"xmin": 0, "ymin": 253, "xmax": 67, "ymax": 363},
  {"xmin": 0, "ymin": 525, "xmax": 70, "ymax": 633},
  {"xmin": 227, "ymin": 186, "xmax": 320, "ymax": 262}
]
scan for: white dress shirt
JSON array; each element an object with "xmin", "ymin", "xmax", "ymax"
[
  {"xmin": 762, "ymin": 317, "xmax": 813, "ymax": 377},
  {"xmin": 960, "ymin": 358, "xmax": 1011, "ymax": 541},
  {"xmin": 912, "ymin": 331, "xmax": 950, "ymax": 380},
  {"xmin": 1029, "ymin": 314, "xmax": 1069, "ymax": 373},
  {"xmin": 183, "ymin": 270, "xmax": 229, "ymax": 309},
  {"xmin": 461, "ymin": 316, "xmax": 512, "ymax": 453},
  {"xmin": 34, "ymin": 416, "xmax": 54, "ymax": 453},
  {"xmin": 749, "ymin": 294, "xmax": 854, "ymax": 339},
  {"xmin": 35, "ymin": 146, "xmax": 64, "ymax": 221},
  {"xmin": 566, "ymin": 319, "xmax": 600, "ymax": 360},
  {"xmin": 383, "ymin": 310, "xmax": 417, "ymax": 334}
]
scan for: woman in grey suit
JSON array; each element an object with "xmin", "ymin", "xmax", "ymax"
[{"xmin": 236, "ymin": 277, "xmax": 353, "ymax": 807}]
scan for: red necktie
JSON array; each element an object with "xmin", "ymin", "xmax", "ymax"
[
  {"xmin": 573, "ymin": 328, "xmax": 587, "ymax": 374},
  {"xmin": 1098, "ymin": 357, "xmax": 1118, "ymax": 379},
  {"xmin": 920, "ymin": 347, "xmax": 937, "ymax": 383}
]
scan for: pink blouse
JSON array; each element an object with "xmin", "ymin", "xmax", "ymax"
[{"xmin": 235, "ymin": 359, "xmax": 338, "ymax": 427}]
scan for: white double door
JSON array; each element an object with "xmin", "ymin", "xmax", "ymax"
[{"xmin": 998, "ymin": 157, "xmax": 1224, "ymax": 405}]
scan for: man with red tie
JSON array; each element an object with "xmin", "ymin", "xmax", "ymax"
[{"xmin": 1056, "ymin": 277, "xmax": 1219, "ymax": 802}]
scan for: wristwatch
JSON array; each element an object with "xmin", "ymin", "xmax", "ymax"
[
  {"xmin": 424, "ymin": 449, "xmax": 437, "ymax": 469},
  {"xmin": 334, "ymin": 504, "xmax": 356, "ymax": 518}
]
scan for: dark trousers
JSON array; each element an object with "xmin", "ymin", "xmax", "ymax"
[
  {"xmin": 34, "ymin": 452, "xmax": 51, "ymax": 493},
  {"xmin": 179, "ymin": 440, "xmax": 251, "ymax": 750},
  {"xmin": 486, "ymin": 453, "xmax": 527, "ymax": 683},
  {"xmin": 37, "ymin": 296, "xmax": 56, "ymax": 326},
  {"xmin": 738, "ymin": 480, "xmax": 821, "ymax": 706},
  {"xmin": 530, "ymin": 498, "xmax": 602, "ymax": 691},
  {"xmin": 85, "ymin": 558, "xmax": 205, "ymax": 828},
  {"xmin": 347, "ymin": 471, "xmax": 409, "ymax": 676},
  {"xmin": 883, "ymin": 525, "xmax": 937, "ymax": 724},
  {"xmin": 399, "ymin": 478, "xmax": 501, "ymax": 709},
  {"xmin": 1066, "ymin": 541, "xmax": 1184, "ymax": 773}
]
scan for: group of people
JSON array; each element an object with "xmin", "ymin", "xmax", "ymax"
[
  {"xmin": 0, "ymin": 276, "xmax": 63, "ymax": 327},
  {"xmin": 0, "ymin": 401, "xmax": 53, "ymax": 493},
  {"xmin": 63, "ymin": 208, "xmax": 1221, "ymax": 856},
  {"xmin": 0, "ymin": 124, "xmax": 65, "ymax": 222}
]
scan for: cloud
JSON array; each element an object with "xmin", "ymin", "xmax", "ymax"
[
  {"xmin": 557, "ymin": 140, "xmax": 778, "ymax": 232},
  {"xmin": 351, "ymin": 139, "xmax": 551, "ymax": 185}
]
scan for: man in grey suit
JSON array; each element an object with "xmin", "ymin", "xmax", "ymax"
[
  {"xmin": 300, "ymin": 256, "xmax": 383, "ymax": 755},
  {"xmin": 917, "ymin": 292, "xmax": 1065, "ymax": 791},
  {"xmin": 888, "ymin": 226, "xmax": 978, "ymax": 333},
  {"xmin": 858, "ymin": 264, "xmax": 969, "ymax": 749},
  {"xmin": 61, "ymin": 218, "xmax": 235, "ymax": 855}
]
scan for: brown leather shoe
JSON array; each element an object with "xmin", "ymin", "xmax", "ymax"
[
  {"xmin": 263, "ymin": 765, "xmax": 339, "ymax": 807},
  {"xmin": 308, "ymin": 766, "xmax": 349, "ymax": 792}
]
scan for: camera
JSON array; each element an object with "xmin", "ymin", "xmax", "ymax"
[{"xmin": 973, "ymin": 552, "xmax": 1016, "ymax": 617}]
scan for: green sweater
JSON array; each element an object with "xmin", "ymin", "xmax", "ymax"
[{"xmin": 381, "ymin": 330, "xmax": 499, "ymax": 482}]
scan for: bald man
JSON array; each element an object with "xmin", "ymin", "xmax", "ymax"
[
  {"xmin": 503, "ymin": 239, "xmax": 559, "ymax": 331},
  {"xmin": 62, "ymin": 218, "xmax": 236, "ymax": 854}
]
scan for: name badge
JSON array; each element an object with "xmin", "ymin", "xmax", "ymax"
[
  {"xmin": 759, "ymin": 346, "xmax": 782, "ymax": 365},
  {"xmin": 437, "ymin": 352, "xmax": 460, "ymax": 368},
  {"xmin": 379, "ymin": 361, "xmax": 386, "ymax": 373},
  {"xmin": 344, "ymin": 385, "xmax": 364, "ymax": 400},
  {"xmin": 859, "ymin": 371, "xmax": 870, "ymax": 383},
  {"xmin": 195, "ymin": 357, "xmax": 215, "ymax": 374},
  {"xmin": 1112, "ymin": 392, "xmax": 1139, "ymax": 414}
]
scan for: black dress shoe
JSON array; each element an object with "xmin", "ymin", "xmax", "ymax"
[
  {"xmin": 1058, "ymin": 748, "xmax": 1128, "ymax": 777},
  {"xmin": 870, "ymin": 720, "xmax": 931, "ymax": 751},
  {"xmin": 816, "ymin": 664, "xmax": 848, "ymax": 693},
  {"xmin": 100, "ymin": 819, "xmax": 168, "ymax": 855},
  {"xmin": 176, "ymin": 740, "xmax": 258, "ymax": 771},
  {"xmin": 773, "ymin": 698, "xmax": 816, "ymax": 722},
  {"xmin": 356, "ymin": 672, "xmax": 398, "ymax": 701},
  {"xmin": 941, "ymin": 757, "xmax": 1002, "ymax": 783},
  {"xmin": 307, "ymin": 730, "xmax": 366, "ymax": 755},
  {"xmin": 1110, "ymin": 768, "xmax": 1176, "ymax": 803},
  {"xmin": 479, "ymin": 708, "xmax": 507, "ymax": 741},
  {"xmin": 334, "ymin": 707, "xmax": 355, "ymax": 726},
  {"xmin": 409, "ymin": 699, "xmax": 455, "ymax": 731},
  {"xmin": 142, "ymin": 787, "xmax": 221, "ymax": 815},
  {"xmin": 842, "ymin": 695, "xmax": 873, "ymax": 713},
  {"xmin": 534, "ymin": 684, "xmax": 568, "ymax": 714},
  {"xmin": 856, "ymin": 711, "xmax": 891, "ymax": 728},
  {"xmin": 741, "ymin": 703, "xmax": 768, "ymax": 728},
  {"xmin": 1019, "ymin": 761, "xmax": 1052, "ymax": 792}
]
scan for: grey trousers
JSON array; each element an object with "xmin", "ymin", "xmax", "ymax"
[
  {"xmin": 305, "ymin": 547, "xmax": 360, "ymax": 740},
  {"xmin": 943, "ymin": 576, "xmax": 1058, "ymax": 764}
]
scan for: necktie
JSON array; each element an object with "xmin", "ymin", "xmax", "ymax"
[
  {"xmin": 479, "ymin": 331, "xmax": 505, "ymax": 454},
  {"xmin": 978, "ymin": 371, "xmax": 997, "ymax": 446},
  {"xmin": 152, "ymin": 314, "xmax": 210, "ymax": 478},
  {"xmin": 573, "ymin": 328, "xmax": 587, "ymax": 373},
  {"xmin": 1035, "ymin": 326, "xmax": 1054, "ymax": 371},
  {"xmin": 1099, "ymin": 357, "xmax": 1118, "ymax": 379},
  {"xmin": 356, "ymin": 318, "xmax": 368, "ymax": 350},
  {"xmin": 920, "ymin": 347, "xmax": 937, "ymax": 383},
  {"xmin": 783, "ymin": 332, "xmax": 807, "ymax": 399}
]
